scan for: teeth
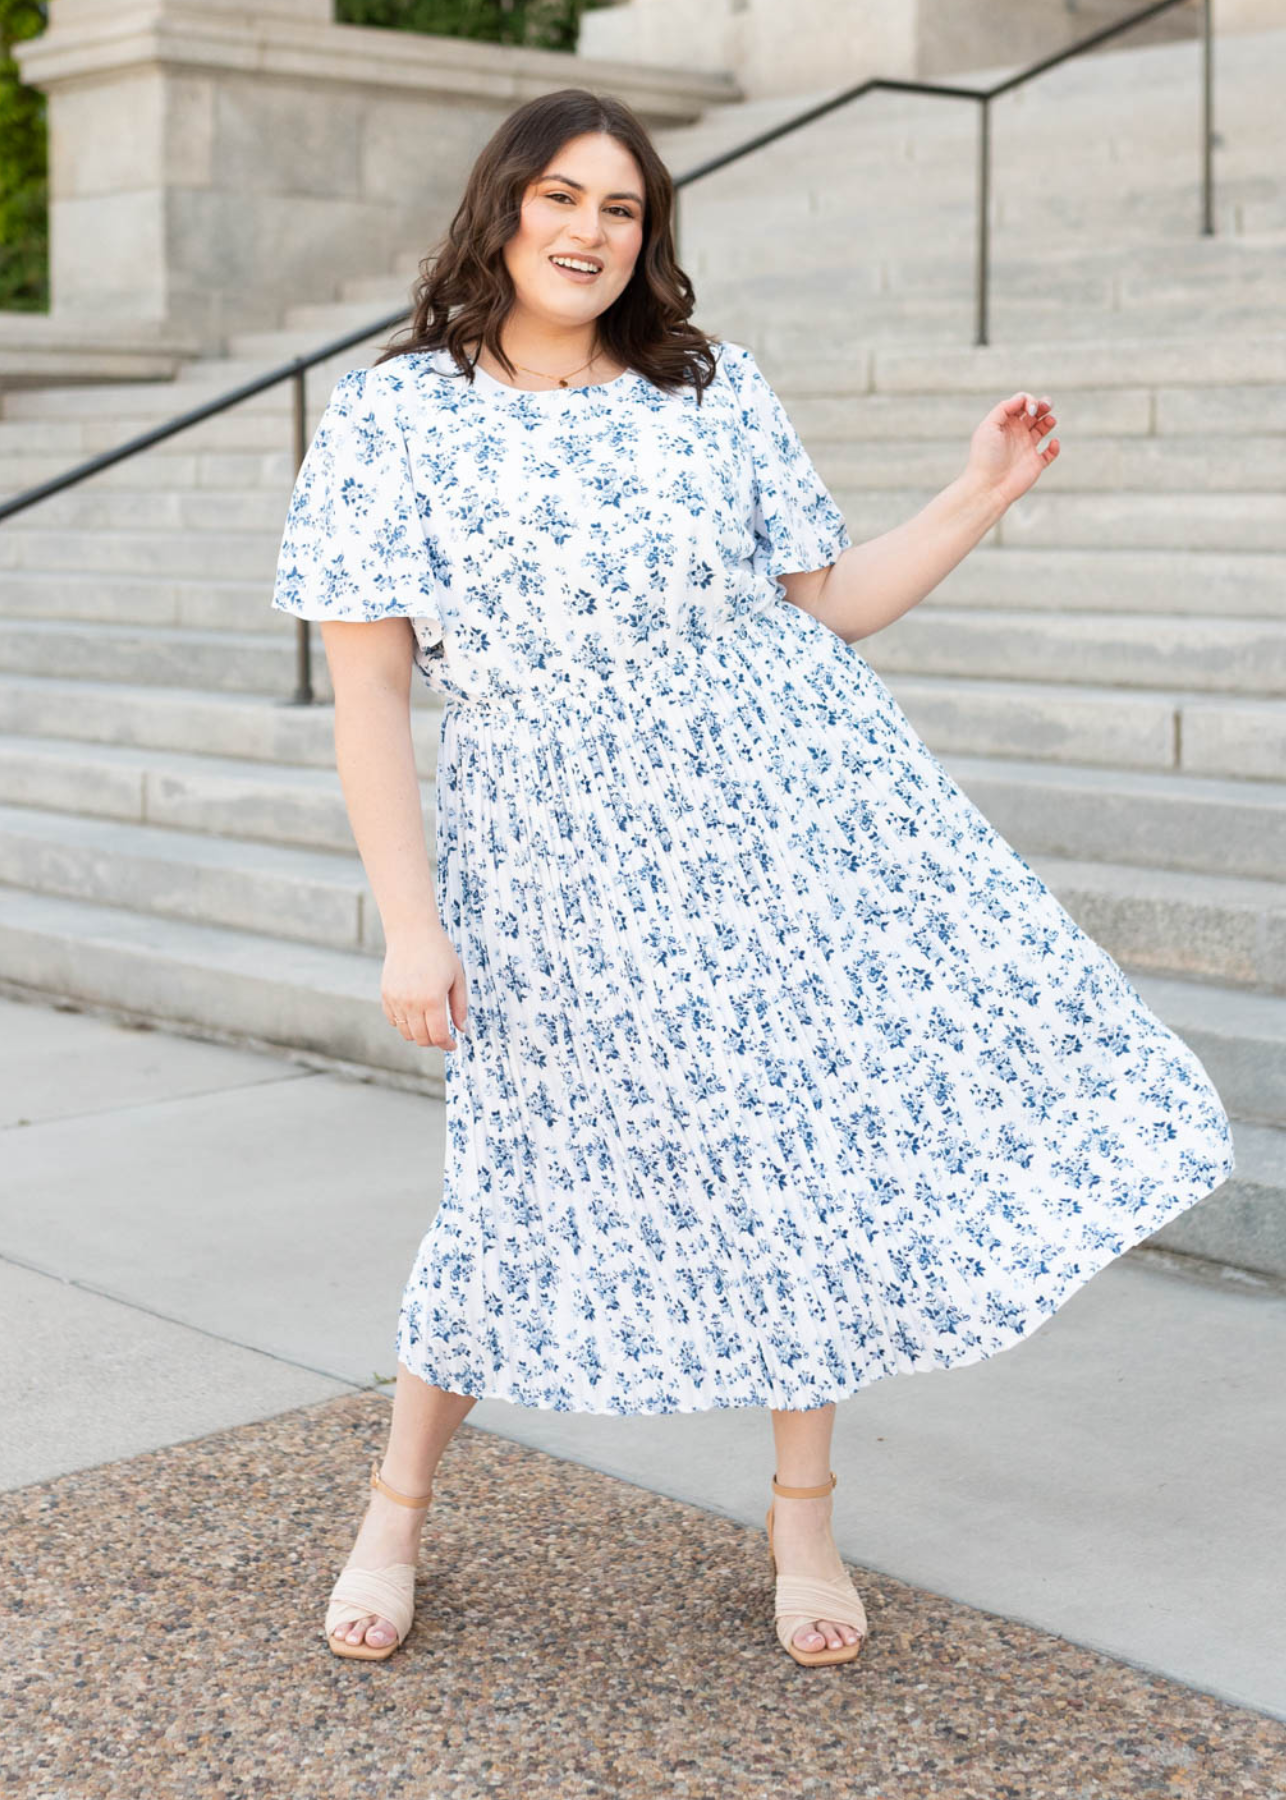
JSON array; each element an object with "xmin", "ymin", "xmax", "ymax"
[{"xmin": 551, "ymin": 257, "xmax": 600, "ymax": 273}]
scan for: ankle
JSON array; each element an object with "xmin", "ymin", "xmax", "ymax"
[{"xmin": 376, "ymin": 1456, "xmax": 436, "ymax": 1502}]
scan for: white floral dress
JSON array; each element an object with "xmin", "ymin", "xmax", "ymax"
[{"xmin": 271, "ymin": 340, "xmax": 1236, "ymax": 1415}]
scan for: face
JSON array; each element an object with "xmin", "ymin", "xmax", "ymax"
[{"xmin": 504, "ymin": 132, "xmax": 645, "ymax": 331}]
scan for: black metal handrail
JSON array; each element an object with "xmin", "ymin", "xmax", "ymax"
[{"xmin": 0, "ymin": 0, "xmax": 1214, "ymax": 705}]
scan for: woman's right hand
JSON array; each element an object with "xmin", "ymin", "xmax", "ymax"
[{"xmin": 381, "ymin": 925, "xmax": 469, "ymax": 1051}]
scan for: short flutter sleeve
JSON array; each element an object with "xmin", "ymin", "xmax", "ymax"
[
  {"xmin": 725, "ymin": 343, "xmax": 852, "ymax": 591},
  {"xmin": 270, "ymin": 366, "xmax": 443, "ymax": 646}
]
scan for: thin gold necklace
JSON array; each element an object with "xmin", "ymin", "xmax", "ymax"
[{"xmin": 504, "ymin": 345, "xmax": 603, "ymax": 389}]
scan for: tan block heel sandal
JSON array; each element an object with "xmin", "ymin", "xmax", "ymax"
[
  {"xmin": 323, "ymin": 1457, "xmax": 434, "ymax": 1660},
  {"xmin": 766, "ymin": 1471, "xmax": 868, "ymax": 1667}
]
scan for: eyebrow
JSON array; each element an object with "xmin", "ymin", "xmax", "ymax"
[{"xmin": 539, "ymin": 172, "xmax": 643, "ymax": 205}]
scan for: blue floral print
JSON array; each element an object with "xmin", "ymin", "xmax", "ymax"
[{"xmin": 272, "ymin": 340, "xmax": 1236, "ymax": 1415}]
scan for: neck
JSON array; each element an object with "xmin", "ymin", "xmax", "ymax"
[{"xmin": 473, "ymin": 318, "xmax": 612, "ymax": 389}]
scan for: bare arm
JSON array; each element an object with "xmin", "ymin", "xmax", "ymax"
[
  {"xmin": 781, "ymin": 473, "xmax": 1006, "ymax": 645},
  {"xmin": 778, "ymin": 390, "xmax": 1059, "ymax": 644},
  {"xmin": 321, "ymin": 617, "xmax": 466, "ymax": 1052}
]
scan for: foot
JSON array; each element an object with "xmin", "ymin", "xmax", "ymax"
[
  {"xmin": 329, "ymin": 1465, "xmax": 432, "ymax": 1651},
  {"xmin": 770, "ymin": 1488, "xmax": 864, "ymax": 1655}
]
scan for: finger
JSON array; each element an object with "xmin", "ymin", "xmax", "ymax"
[{"xmin": 999, "ymin": 391, "xmax": 1035, "ymax": 419}]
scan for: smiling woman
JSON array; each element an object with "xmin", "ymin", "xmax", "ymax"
[
  {"xmin": 373, "ymin": 88, "xmax": 714, "ymax": 396},
  {"xmin": 273, "ymin": 83, "xmax": 1235, "ymax": 1676}
]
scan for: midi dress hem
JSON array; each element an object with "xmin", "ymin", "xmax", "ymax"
[{"xmin": 392, "ymin": 1140, "xmax": 1232, "ymax": 1416}]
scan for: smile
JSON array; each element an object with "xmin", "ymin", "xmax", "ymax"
[{"xmin": 549, "ymin": 255, "xmax": 602, "ymax": 280}]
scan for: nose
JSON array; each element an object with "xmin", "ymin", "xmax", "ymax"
[{"xmin": 569, "ymin": 203, "xmax": 606, "ymax": 245}]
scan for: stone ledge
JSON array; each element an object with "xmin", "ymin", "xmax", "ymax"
[
  {"xmin": 0, "ymin": 312, "xmax": 201, "ymax": 390},
  {"xmin": 16, "ymin": 3, "xmax": 742, "ymax": 119}
]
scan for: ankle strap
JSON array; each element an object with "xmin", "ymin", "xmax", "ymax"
[
  {"xmin": 771, "ymin": 1471, "xmax": 837, "ymax": 1498},
  {"xmin": 369, "ymin": 1457, "xmax": 433, "ymax": 1508}
]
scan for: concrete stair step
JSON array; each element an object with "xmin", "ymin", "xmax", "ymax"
[
  {"xmin": 1129, "ymin": 974, "xmax": 1286, "ymax": 1131},
  {"xmin": 0, "ymin": 570, "xmax": 281, "ymax": 628},
  {"xmin": 1144, "ymin": 1113, "xmax": 1286, "ymax": 1280},
  {"xmin": 225, "ymin": 321, "xmax": 401, "ymax": 362},
  {"xmin": 678, "ymin": 186, "xmax": 1253, "ymax": 239},
  {"xmin": 927, "ymin": 548, "xmax": 1286, "ymax": 619},
  {"xmin": 0, "ymin": 801, "xmax": 392, "ymax": 954},
  {"xmin": 0, "ymin": 672, "xmax": 441, "ymax": 765},
  {"xmin": 688, "ymin": 233, "xmax": 1280, "ymax": 283},
  {"xmin": 834, "ymin": 487, "xmax": 1285, "ymax": 552},
  {"xmin": 1025, "ymin": 853, "xmax": 1286, "ymax": 993},
  {"xmin": 9, "ymin": 486, "xmax": 293, "ymax": 533},
  {"xmin": 0, "ymin": 885, "xmax": 439, "ymax": 1085},
  {"xmin": 789, "ymin": 385, "xmax": 1286, "ymax": 439},
  {"xmin": 0, "ymin": 448, "xmax": 293, "ymax": 495},
  {"xmin": 863, "ymin": 605, "xmax": 1286, "ymax": 696},
  {"xmin": 0, "ymin": 527, "xmax": 282, "ymax": 580},
  {"xmin": 703, "ymin": 302, "xmax": 1286, "ymax": 348},
  {"xmin": 882, "ymin": 672, "xmax": 1284, "ymax": 780},
  {"xmin": 0, "ymin": 410, "xmax": 320, "ymax": 456},
  {"xmin": 856, "ymin": 332, "xmax": 1286, "ymax": 392},
  {"xmin": 818, "ymin": 434, "xmax": 1286, "ymax": 493},
  {"xmin": 0, "ymin": 619, "xmax": 308, "ymax": 695},
  {"xmin": 0, "ymin": 618, "xmax": 436, "ymax": 710},
  {"xmin": 940, "ymin": 755, "xmax": 1286, "ymax": 883},
  {"xmin": 276, "ymin": 300, "xmax": 410, "ymax": 338},
  {"xmin": 0, "ymin": 733, "xmax": 437, "ymax": 849},
  {"xmin": 2, "ymin": 378, "xmax": 317, "ymax": 422}
]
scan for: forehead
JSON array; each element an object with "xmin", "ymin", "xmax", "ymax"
[{"xmin": 534, "ymin": 134, "xmax": 643, "ymax": 201}]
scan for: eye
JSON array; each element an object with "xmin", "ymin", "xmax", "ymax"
[{"xmin": 547, "ymin": 190, "xmax": 635, "ymax": 220}]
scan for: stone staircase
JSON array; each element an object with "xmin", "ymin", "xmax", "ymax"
[{"xmin": 1, "ymin": 25, "xmax": 1283, "ymax": 1275}]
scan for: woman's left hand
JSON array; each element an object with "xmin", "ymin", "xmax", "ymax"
[{"xmin": 963, "ymin": 391, "xmax": 1060, "ymax": 510}]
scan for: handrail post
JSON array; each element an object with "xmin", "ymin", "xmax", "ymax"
[
  {"xmin": 975, "ymin": 95, "xmax": 990, "ymax": 347},
  {"xmin": 288, "ymin": 365, "xmax": 315, "ymax": 706},
  {"xmin": 1201, "ymin": 0, "xmax": 1214, "ymax": 236}
]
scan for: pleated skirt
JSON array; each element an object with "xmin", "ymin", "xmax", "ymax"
[{"xmin": 394, "ymin": 599, "xmax": 1235, "ymax": 1413}]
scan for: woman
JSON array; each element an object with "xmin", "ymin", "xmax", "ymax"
[{"xmin": 271, "ymin": 87, "xmax": 1236, "ymax": 1670}]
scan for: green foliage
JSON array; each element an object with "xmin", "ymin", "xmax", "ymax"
[
  {"xmin": 0, "ymin": 0, "xmax": 47, "ymax": 312},
  {"xmin": 335, "ymin": 0, "xmax": 616, "ymax": 54}
]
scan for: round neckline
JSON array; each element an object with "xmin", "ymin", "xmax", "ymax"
[{"xmin": 465, "ymin": 355, "xmax": 637, "ymax": 399}]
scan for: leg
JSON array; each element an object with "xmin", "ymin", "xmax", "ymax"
[
  {"xmin": 330, "ymin": 1360, "xmax": 478, "ymax": 1651},
  {"xmin": 769, "ymin": 1401, "xmax": 863, "ymax": 1655}
]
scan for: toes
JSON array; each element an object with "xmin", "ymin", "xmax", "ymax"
[
  {"xmin": 795, "ymin": 1619, "xmax": 859, "ymax": 1650},
  {"xmin": 333, "ymin": 1613, "xmax": 379, "ymax": 1644}
]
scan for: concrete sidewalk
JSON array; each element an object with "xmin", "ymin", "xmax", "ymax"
[{"xmin": 4, "ymin": 989, "xmax": 1284, "ymax": 1742}]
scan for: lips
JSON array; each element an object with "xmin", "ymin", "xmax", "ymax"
[{"xmin": 549, "ymin": 254, "xmax": 603, "ymax": 276}]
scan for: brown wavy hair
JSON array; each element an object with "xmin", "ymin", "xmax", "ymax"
[{"xmin": 373, "ymin": 87, "xmax": 722, "ymax": 401}]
